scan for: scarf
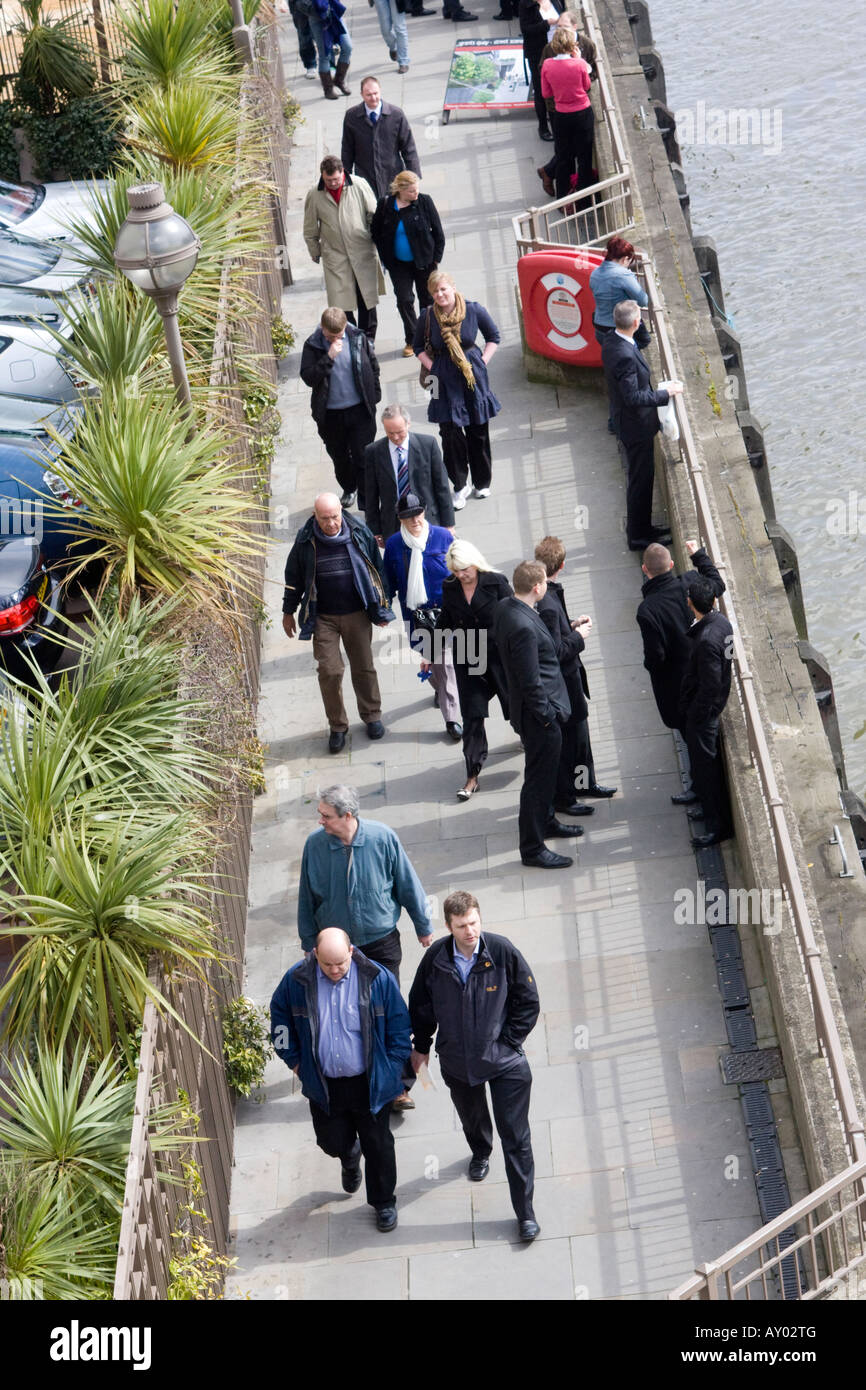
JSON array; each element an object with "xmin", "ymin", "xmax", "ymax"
[
  {"xmin": 313, "ymin": 517, "xmax": 351, "ymax": 544},
  {"xmin": 401, "ymin": 519, "xmax": 430, "ymax": 609},
  {"xmin": 434, "ymin": 292, "xmax": 476, "ymax": 391}
]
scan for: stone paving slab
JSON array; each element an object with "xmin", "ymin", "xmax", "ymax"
[{"xmin": 221, "ymin": 6, "xmax": 782, "ymax": 1301}]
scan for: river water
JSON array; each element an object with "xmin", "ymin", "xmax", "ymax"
[{"xmin": 647, "ymin": 0, "xmax": 866, "ymax": 796}]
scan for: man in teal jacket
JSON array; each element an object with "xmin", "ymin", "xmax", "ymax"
[{"xmin": 298, "ymin": 783, "xmax": 433, "ymax": 1110}]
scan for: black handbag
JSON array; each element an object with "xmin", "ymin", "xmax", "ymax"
[
  {"xmin": 410, "ymin": 605, "xmax": 441, "ymax": 632},
  {"xmin": 418, "ymin": 305, "xmax": 435, "ymax": 391}
]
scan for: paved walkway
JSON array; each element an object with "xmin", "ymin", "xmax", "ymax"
[{"xmin": 225, "ymin": 6, "xmax": 778, "ymax": 1300}]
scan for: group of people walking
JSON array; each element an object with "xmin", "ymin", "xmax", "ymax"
[{"xmin": 274, "ymin": 0, "xmax": 736, "ymax": 1244}]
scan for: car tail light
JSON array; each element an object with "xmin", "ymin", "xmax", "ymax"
[
  {"xmin": 43, "ymin": 469, "xmax": 83, "ymax": 507},
  {"xmin": 0, "ymin": 593, "xmax": 40, "ymax": 634}
]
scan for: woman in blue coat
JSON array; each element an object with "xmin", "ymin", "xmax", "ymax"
[
  {"xmin": 413, "ymin": 270, "xmax": 501, "ymax": 509},
  {"xmin": 383, "ymin": 492, "xmax": 462, "ymax": 742}
]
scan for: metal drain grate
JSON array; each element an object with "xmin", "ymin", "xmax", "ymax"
[
  {"xmin": 740, "ymin": 1082, "xmax": 775, "ymax": 1130},
  {"xmin": 721, "ymin": 1048, "xmax": 785, "ymax": 1083},
  {"xmin": 717, "ymin": 958, "xmax": 750, "ymax": 1008},
  {"xmin": 725, "ymin": 1008, "xmax": 758, "ymax": 1052}
]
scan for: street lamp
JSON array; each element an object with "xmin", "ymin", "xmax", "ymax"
[
  {"xmin": 113, "ymin": 183, "xmax": 201, "ymax": 411},
  {"xmin": 228, "ymin": 0, "xmax": 253, "ymax": 63}
]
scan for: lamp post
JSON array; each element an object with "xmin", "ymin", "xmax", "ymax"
[
  {"xmin": 113, "ymin": 183, "xmax": 201, "ymax": 412},
  {"xmin": 228, "ymin": 0, "xmax": 253, "ymax": 63}
]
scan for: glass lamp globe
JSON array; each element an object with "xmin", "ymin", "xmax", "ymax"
[{"xmin": 113, "ymin": 183, "xmax": 200, "ymax": 298}]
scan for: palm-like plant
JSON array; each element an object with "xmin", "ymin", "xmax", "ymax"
[
  {"xmin": 127, "ymin": 83, "xmax": 244, "ymax": 172},
  {"xmin": 0, "ymin": 1159, "xmax": 116, "ymax": 1299},
  {"xmin": 119, "ymin": 0, "xmax": 236, "ymax": 92},
  {"xmin": 42, "ymin": 391, "xmax": 264, "ymax": 610},
  {"xmin": 13, "ymin": 0, "xmax": 96, "ymax": 115},
  {"xmin": 39, "ymin": 280, "xmax": 164, "ymax": 400},
  {"xmin": 0, "ymin": 811, "xmax": 217, "ymax": 1060}
]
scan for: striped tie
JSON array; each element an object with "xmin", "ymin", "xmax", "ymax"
[{"xmin": 396, "ymin": 446, "xmax": 409, "ymax": 498}]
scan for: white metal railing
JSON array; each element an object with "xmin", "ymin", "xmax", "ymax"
[
  {"xmin": 512, "ymin": 0, "xmax": 866, "ymax": 1301},
  {"xmin": 669, "ymin": 1158, "xmax": 866, "ymax": 1300}
]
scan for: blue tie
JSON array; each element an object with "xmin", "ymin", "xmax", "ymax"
[
  {"xmin": 396, "ymin": 446, "xmax": 409, "ymax": 498},
  {"xmin": 369, "ymin": 109, "xmax": 379, "ymax": 125}
]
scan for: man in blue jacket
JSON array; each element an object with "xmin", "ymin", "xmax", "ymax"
[{"xmin": 271, "ymin": 927, "xmax": 412, "ymax": 1231}]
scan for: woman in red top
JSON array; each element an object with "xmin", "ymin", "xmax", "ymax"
[{"xmin": 540, "ymin": 27, "xmax": 593, "ymax": 200}]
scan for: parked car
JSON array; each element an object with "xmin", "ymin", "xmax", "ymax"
[
  {"xmin": 0, "ymin": 225, "xmax": 92, "ymax": 293},
  {"xmin": 0, "ymin": 396, "xmax": 79, "ymax": 442},
  {"xmin": 0, "ymin": 534, "xmax": 63, "ymax": 679},
  {"xmin": 0, "ymin": 439, "xmax": 88, "ymax": 565},
  {"xmin": 0, "ymin": 178, "xmax": 107, "ymax": 243},
  {"xmin": 0, "ymin": 321, "xmax": 80, "ymax": 405}
]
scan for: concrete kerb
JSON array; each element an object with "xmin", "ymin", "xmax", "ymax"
[{"xmin": 598, "ymin": 0, "xmax": 866, "ymax": 1213}]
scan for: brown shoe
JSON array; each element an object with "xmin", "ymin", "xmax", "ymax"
[
  {"xmin": 320, "ymin": 71, "xmax": 339, "ymax": 100},
  {"xmin": 537, "ymin": 166, "xmax": 554, "ymax": 198}
]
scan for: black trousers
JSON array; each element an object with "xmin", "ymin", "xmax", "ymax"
[
  {"xmin": 389, "ymin": 260, "xmax": 433, "ymax": 345},
  {"xmin": 461, "ymin": 713, "xmax": 488, "ymax": 779},
  {"xmin": 318, "ymin": 402, "xmax": 375, "ymax": 503},
  {"xmin": 684, "ymin": 717, "xmax": 732, "ymax": 838},
  {"xmin": 438, "ymin": 421, "xmax": 492, "ymax": 492},
  {"xmin": 622, "ymin": 434, "xmax": 655, "ymax": 545},
  {"xmin": 345, "ymin": 277, "xmax": 378, "ymax": 343},
  {"xmin": 359, "ymin": 927, "xmax": 402, "ymax": 986},
  {"xmin": 553, "ymin": 106, "xmax": 595, "ymax": 200},
  {"xmin": 441, "ymin": 1057, "xmax": 535, "ymax": 1220},
  {"xmin": 519, "ymin": 710, "xmax": 564, "ymax": 857},
  {"xmin": 527, "ymin": 53, "xmax": 547, "ymax": 129},
  {"xmin": 309, "ymin": 1073, "xmax": 397, "ymax": 1208},
  {"xmin": 556, "ymin": 671, "xmax": 595, "ymax": 803}
]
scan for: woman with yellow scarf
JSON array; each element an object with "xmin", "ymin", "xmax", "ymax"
[{"xmin": 413, "ymin": 270, "xmax": 501, "ymax": 510}]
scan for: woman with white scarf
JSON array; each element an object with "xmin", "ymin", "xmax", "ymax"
[{"xmin": 382, "ymin": 493, "xmax": 462, "ymax": 742}]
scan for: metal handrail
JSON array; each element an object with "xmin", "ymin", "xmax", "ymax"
[
  {"xmin": 829, "ymin": 825, "xmax": 855, "ymax": 880},
  {"xmin": 669, "ymin": 1156, "xmax": 866, "ymax": 1300}
]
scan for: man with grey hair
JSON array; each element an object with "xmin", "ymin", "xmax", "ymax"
[
  {"xmin": 298, "ymin": 785, "xmax": 434, "ymax": 1109},
  {"xmin": 364, "ymin": 403, "xmax": 455, "ymax": 544},
  {"xmin": 282, "ymin": 493, "xmax": 394, "ymax": 754},
  {"xmin": 600, "ymin": 299, "xmax": 683, "ymax": 551}
]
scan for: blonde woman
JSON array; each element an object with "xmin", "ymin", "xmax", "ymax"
[
  {"xmin": 371, "ymin": 172, "xmax": 445, "ymax": 357},
  {"xmin": 413, "ymin": 271, "xmax": 501, "ymax": 508},
  {"xmin": 435, "ymin": 539, "xmax": 512, "ymax": 799}
]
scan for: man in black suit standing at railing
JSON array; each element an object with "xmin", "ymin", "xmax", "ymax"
[{"xmin": 601, "ymin": 299, "xmax": 683, "ymax": 552}]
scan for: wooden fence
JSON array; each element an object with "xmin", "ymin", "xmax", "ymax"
[{"xmin": 113, "ymin": 17, "xmax": 290, "ymax": 1300}]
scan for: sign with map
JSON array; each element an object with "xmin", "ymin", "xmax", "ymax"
[{"xmin": 442, "ymin": 38, "xmax": 533, "ymax": 119}]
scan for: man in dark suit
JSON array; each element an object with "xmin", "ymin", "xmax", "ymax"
[
  {"xmin": 679, "ymin": 578, "xmax": 734, "ymax": 850},
  {"xmin": 601, "ymin": 299, "xmax": 683, "ymax": 551},
  {"xmin": 493, "ymin": 562, "xmax": 585, "ymax": 869},
  {"xmin": 636, "ymin": 539, "xmax": 726, "ymax": 769},
  {"xmin": 364, "ymin": 404, "xmax": 455, "ymax": 543},
  {"xmin": 341, "ymin": 76, "xmax": 421, "ymax": 200},
  {"xmin": 534, "ymin": 536, "xmax": 617, "ymax": 812}
]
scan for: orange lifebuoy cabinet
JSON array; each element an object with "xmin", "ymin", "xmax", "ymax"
[{"xmin": 518, "ymin": 248, "xmax": 605, "ymax": 366}]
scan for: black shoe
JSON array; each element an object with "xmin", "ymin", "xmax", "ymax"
[
  {"xmin": 648, "ymin": 525, "xmax": 672, "ymax": 541},
  {"xmin": 446, "ymin": 721, "xmax": 463, "ymax": 741},
  {"xmin": 686, "ymin": 806, "xmax": 704, "ymax": 821},
  {"xmin": 468, "ymin": 1156, "xmax": 489, "ymax": 1181},
  {"xmin": 691, "ymin": 828, "xmax": 733, "ymax": 850},
  {"xmin": 451, "ymin": 8, "xmax": 478, "ymax": 17},
  {"xmin": 341, "ymin": 1142, "xmax": 362, "ymax": 1193},
  {"xmin": 339, "ymin": 489, "xmax": 356, "ymax": 508},
  {"xmin": 329, "ymin": 729, "xmax": 347, "ymax": 753},
  {"xmin": 521, "ymin": 848, "xmax": 573, "ymax": 868},
  {"xmin": 389, "ymin": 47, "xmax": 397, "ymax": 58},
  {"xmin": 671, "ymin": 790, "xmax": 697, "ymax": 805},
  {"xmin": 376, "ymin": 1204, "xmax": 398, "ymax": 1231},
  {"xmin": 366, "ymin": 720, "xmax": 385, "ymax": 740},
  {"xmin": 585, "ymin": 784, "xmax": 617, "ymax": 798},
  {"xmin": 555, "ymin": 800, "xmax": 595, "ymax": 816},
  {"xmin": 519, "ymin": 1219, "xmax": 540, "ymax": 1242},
  {"xmin": 538, "ymin": 126, "xmax": 554, "ymax": 141},
  {"xmin": 545, "ymin": 820, "xmax": 584, "ymax": 838},
  {"xmin": 410, "ymin": 5, "xmax": 435, "ymax": 12}
]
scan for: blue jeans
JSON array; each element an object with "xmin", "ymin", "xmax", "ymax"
[
  {"xmin": 306, "ymin": 11, "xmax": 352, "ymax": 71},
  {"xmin": 373, "ymin": 0, "xmax": 408, "ymax": 64}
]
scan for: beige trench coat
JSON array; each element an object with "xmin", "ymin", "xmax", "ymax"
[{"xmin": 302, "ymin": 174, "xmax": 385, "ymax": 313}]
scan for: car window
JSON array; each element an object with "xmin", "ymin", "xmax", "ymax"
[
  {"xmin": 0, "ymin": 181, "xmax": 44, "ymax": 225},
  {"xmin": 0, "ymin": 229, "xmax": 60, "ymax": 284},
  {"xmin": 0, "ymin": 289, "xmax": 63, "ymax": 324}
]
